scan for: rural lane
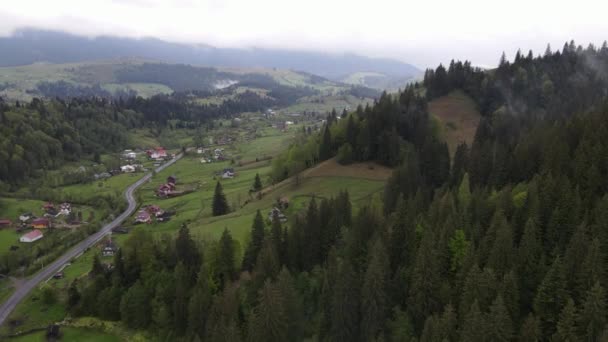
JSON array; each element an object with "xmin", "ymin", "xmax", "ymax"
[{"xmin": 0, "ymin": 152, "xmax": 184, "ymax": 326}]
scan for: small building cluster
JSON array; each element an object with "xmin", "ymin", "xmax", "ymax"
[
  {"xmin": 220, "ymin": 168, "xmax": 236, "ymax": 179},
  {"xmin": 135, "ymin": 204, "xmax": 174, "ymax": 224},
  {"xmin": 200, "ymin": 148, "xmax": 228, "ymax": 163},
  {"xmin": 101, "ymin": 236, "xmax": 119, "ymax": 257},
  {"xmin": 268, "ymin": 207, "xmax": 288, "ymax": 223},
  {"xmin": 156, "ymin": 176, "xmax": 179, "ymax": 198},
  {"xmin": 42, "ymin": 202, "xmax": 72, "ymax": 218}
]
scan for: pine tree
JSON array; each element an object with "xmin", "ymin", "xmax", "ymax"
[
  {"xmin": 217, "ymin": 228, "xmax": 236, "ymax": 287},
  {"xmin": 553, "ymin": 297, "xmax": 579, "ymax": 342},
  {"xmin": 188, "ymin": 266, "xmax": 213, "ymax": 338},
  {"xmin": 175, "ymin": 224, "xmax": 201, "ymax": 279},
  {"xmin": 487, "ymin": 295, "xmax": 513, "ymax": 342},
  {"xmin": 248, "ymin": 279, "xmax": 288, "ymax": 342},
  {"xmin": 242, "ymin": 210, "xmax": 265, "ymax": 272},
  {"xmin": 270, "ymin": 214, "xmax": 284, "ymax": 262},
  {"xmin": 460, "ymin": 300, "xmax": 487, "ymax": 341},
  {"xmin": 173, "ymin": 262, "xmax": 190, "ymax": 333},
  {"xmin": 487, "ymin": 216, "xmax": 514, "ymax": 276},
  {"xmin": 67, "ymin": 280, "xmax": 81, "ymax": 312},
  {"xmin": 319, "ymin": 124, "xmax": 333, "ymax": 161},
  {"xmin": 517, "ymin": 219, "xmax": 542, "ymax": 310},
  {"xmin": 253, "ymin": 173, "xmax": 262, "ymax": 191},
  {"xmin": 212, "ymin": 181, "xmax": 229, "ymax": 216},
  {"xmin": 303, "ymin": 198, "xmax": 321, "ymax": 269},
  {"xmin": 580, "ymin": 281, "xmax": 607, "ymax": 341},
  {"xmin": 120, "ymin": 281, "xmax": 150, "ymax": 329},
  {"xmin": 90, "ymin": 254, "xmax": 104, "ymax": 276},
  {"xmin": 331, "ymin": 260, "xmax": 360, "ymax": 341},
  {"xmin": 276, "ymin": 268, "xmax": 304, "ymax": 340},
  {"xmin": 518, "ymin": 313, "xmax": 541, "ymax": 342},
  {"xmin": 361, "ymin": 239, "xmax": 390, "ymax": 340},
  {"xmin": 534, "ymin": 256, "xmax": 567, "ymax": 336}
]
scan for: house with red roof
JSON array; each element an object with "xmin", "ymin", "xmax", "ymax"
[
  {"xmin": 148, "ymin": 147, "xmax": 167, "ymax": 160},
  {"xmin": 0, "ymin": 219, "xmax": 11, "ymax": 228},
  {"xmin": 20, "ymin": 229, "xmax": 44, "ymax": 243},
  {"xmin": 31, "ymin": 218, "xmax": 51, "ymax": 229}
]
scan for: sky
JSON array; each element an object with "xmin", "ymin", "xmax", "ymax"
[{"xmin": 1, "ymin": 0, "xmax": 608, "ymax": 68}]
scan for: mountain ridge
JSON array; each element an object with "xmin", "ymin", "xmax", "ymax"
[{"xmin": 0, "ymin": 28, "xmax": 421, "ymax": 84}]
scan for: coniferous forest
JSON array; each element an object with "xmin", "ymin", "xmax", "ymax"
[{"xmin": 48, "ymin": 41, "xmax": 608, "ymax": 341}]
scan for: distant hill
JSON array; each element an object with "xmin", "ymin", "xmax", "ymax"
[
  {"xmin": 0, "ymin": 59, "xmax": 382, "ymax": 107},
  {"xmin": 0, "ymin": 29, "xmax": 421, "ymax": 86}
]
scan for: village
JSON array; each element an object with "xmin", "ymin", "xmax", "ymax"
[{"xmin": 0, "ymin": 201, "xmax": 82, "ymax": 246}]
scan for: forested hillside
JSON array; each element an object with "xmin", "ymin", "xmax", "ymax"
[
  {"xmin": 57, "ymin": 40, "xmax": 608, "ymax": 341},
  {"xmin": 0, "ymin": 88, "xmax": 280, "ymax": 187}
]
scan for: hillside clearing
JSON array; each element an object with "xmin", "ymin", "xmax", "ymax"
[{"xmin": 428, "ymin": 90, "xmax": 481, "ymax": 155}]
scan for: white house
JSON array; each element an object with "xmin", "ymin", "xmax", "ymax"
[
  {"xmin": 20, "ymin": 229, "xmax": 43, "ymax": 243},
  {"xmin": 121, "ymin": 165, "xmax": 136, "ymax": 173}
]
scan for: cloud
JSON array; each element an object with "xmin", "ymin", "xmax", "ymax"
[{"xmin": 1, "ymin": 0, "xmax": 607, "ymax": 68}]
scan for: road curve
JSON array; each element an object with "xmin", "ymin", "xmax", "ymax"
[{"xmin": 0, "ymin": 153, "xmax": 184, "ymax": 326}]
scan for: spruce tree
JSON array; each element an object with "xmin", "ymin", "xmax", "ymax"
[
  {"xmin": 120, "ymin": 281, "xmax": 150, "ymax": 329},
  {"xmin": 534, "ymin": 256, "xmax": 567, "ymax": 336},
  {"xmin": 173, "ymin": 262, "xmax": 190, "ymax": 333},
  {"xmin": 331, "ymin": 260, "xmax": 360, "ymax": 341},
  {"xmin": 253, "ymin": 173, "xmax": 262, "ymax": 191},
  {"xmin": 518, "ymin": 313, "xmax": 541, "ymax": 342},
  {"xmin": 517, "ymin": 218, "xmax": 542, "ymax": 310},
  {"xmin": 460, "ymin": 300, "xmax": 487, "ymax": 341},
  {"xmin": 218, "ymin": 228, "xmax": 236, "ymax": 287},
  {"xmin": 580, "ymin": 281, "xmax": 607, "ymax": 341},
  {"xmin": 90, "ymin": 254, "xmax": 104, "ymax": 277},
  {"xmin": 175, "ymin": 224, "xmax": 201, "ymax": 278},
  {"xmin": 319, "ymin": 125, "xmax": 332, "ymax": 161},
  {"xmin": 242, "ymin": 210, "xmax": 266, "ymax": 272},
  {"xmin": 361, "ymin": 239, "xmax": 390, "ymax": 340},
  {"xmin": 188, "ymin": 266, "xmax": 213, "ymax": 338},
  {"xmin": 487, "ymin": 295, "xmax": 513, "ymax": 342},
  {"xmin": 553, "ymin": 297, "xmax": 579, "ymax": 342},
  {"xmin": 248, "ymin": 279, "xmax": 288, "ymax": 342},
  {"xmin": 270, "ymin": 213, "xmax": 284, "ymax": 262},
  {"xmin": 212, "ymin": 181, "xmax": 229, "ymax": 216}
]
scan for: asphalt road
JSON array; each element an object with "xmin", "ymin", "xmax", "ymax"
[{"xmin": 0, "ymin": 153, "xmax": 183, "ymax": 326}]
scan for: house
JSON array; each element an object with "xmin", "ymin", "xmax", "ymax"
[
  {"xmin": 268, "ymin": 207, "xmax": 288, "ymax": 223},
  {"xmin": 121, "ymin": 165, "xmax": 136, "ymax": 173},
  {"xmin": 19, "ymin": 213, "xmax": 33, "ymax": 223},
  {"xmin": 58, "ymin": 203, "xmax": 71, "ymax": 216},
  {"xmin": 102, "ymin": 238, "xmax": 118, "ymax": 257},
  {"xmin": 135, "ymin": 210, "xmax": 152, "ymax": 224},
  {"xmin": 42, "ymin": 202, "xmax": 55, "ymax": 212},
  {"xmin": 148, "ymin": 147, "xmax": 167, "ymax": 160},
  {"xmin": 31, "ymin": 218, "xmax": 51, "ymax": 229},
  {"xmin": 156, "ymin": 211, "xmax": 173, "ymax": 222},
  {"xmin": 146, "ymin": 205, "xmax": 165, "ymax": 217},
  {"xmin": 123, "ymin": 150, "xmax": 137, "ymax": 159},
  {"xmin": 167, "ymin": 176, "xmax": 177, "ymax": 185},
  {"xmin": 20, "ymin": 229, "xmax": 44, "ymax": 243},
  {"xmin": 0, "ymin": 219, "xmax": 11, "ymax": 228},
  {"xmin": 94, "ymin": 172, "xmax": 112, "ymax": 180}
]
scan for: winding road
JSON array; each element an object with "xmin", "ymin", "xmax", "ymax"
[{"xmin": 0, "ymin": 152, "xmax": 184, "ymax": 326}]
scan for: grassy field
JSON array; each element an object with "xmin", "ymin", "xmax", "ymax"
[
  {"xmin": 428, "ymin": 90, "xmax": 481, "ymax": 155},
  {"xmin": 283, "ymin": 94, "xmax": 373, "ymax": 114},
  {"xmin": 8, "ymin": 326, "xmax": 121, "ymax": 342}
]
